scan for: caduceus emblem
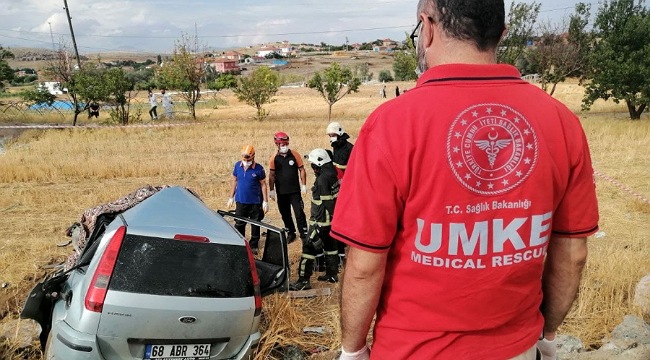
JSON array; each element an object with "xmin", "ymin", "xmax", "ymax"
[{"xmin": 474, "ymin": 132, "xmax": 512, "ymax": 168}]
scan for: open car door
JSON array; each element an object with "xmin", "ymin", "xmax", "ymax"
[{"xmin": 217, "ymin": 210, "xmax": 290, "ymax": 296}]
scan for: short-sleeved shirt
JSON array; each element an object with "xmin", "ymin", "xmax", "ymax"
[
  {"xmin": 331, "ymin": 64, "xmax": 599, "ymax": 359},
  {"xmin": 269, "ymin": 149, "xmax": 303, "ymax": 195},
  {"xmin": 232, "ymin": 161, "xmax": 266, "ymax": 204},
  {"xmin": 149, "ymin": 93, "xmax": 157, "ymax": 107}
]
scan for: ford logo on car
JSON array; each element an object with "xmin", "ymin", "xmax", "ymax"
[{"xmin": 179, "ymin": 316, "xmax": 197, "ymax": 324}]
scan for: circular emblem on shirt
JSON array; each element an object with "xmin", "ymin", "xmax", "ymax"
[
  {"xmin": 289, "ymin": 160, "xmax": 295, "ymax": 166},
  {"xmin": 447, "ymin": 103, "xmax": 538, "ymax": 195}
]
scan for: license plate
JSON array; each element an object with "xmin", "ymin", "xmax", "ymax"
[{"xmin": 144, "ymin": 343, "xmax": 211, "ymax": 360}]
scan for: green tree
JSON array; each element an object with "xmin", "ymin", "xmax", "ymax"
[
  {"xmin": 354, "ymin": 62, "xmax": 373, "ymax": 82},
  {"xmin": 378, "ymin": 70, "xmax": 394, "ymax": 82},
  {"xmin": 103, "ymin": 68, "xmax": 138, "ymax": 124},
  {"xmin": 233, "ymin": 66, "xmax": 280, "ymax": 121},
  {"xmin": 0, "ymin": 45, "xmax": 15, "ymax": 90},
  {"xmin": 498, "ymin": 2, "xmax": 541, "ymax": 66},
  {"xmin": 158, "ymin": 34, "xmax": 206, "ymax": 119},
  {"xmin": 307, "ymin": 62, "xmax": 362, "ymax": 121},
  {"xmin": 392, "ymin": 33, "xmax": 417, "ymax": 81},
  {"xmin": 525, "ymin": 3, "xmax": 592, "ymax": 96},
  {"xmin": 45, "ymin": 45, "xmax": 86, "ymax": 125},
  {"xmin": 582, "ymin": 0, "xmax": 650, "ymax": 119},
  {"xmin": 208, "ymin": 73, "xmax": 237, "ymax": 91}
]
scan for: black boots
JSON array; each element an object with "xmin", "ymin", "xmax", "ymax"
[
  {"xmin": 317, "ymin": 255, "xmax": 339, "ymax": 283},
  {"xmin": 290, "ymin": 257, "xmax": 313, "ymax": 290}
]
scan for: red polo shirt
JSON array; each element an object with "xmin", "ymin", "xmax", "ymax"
[{"xmin": 331, "ymin": 64, "xmax": 599, "ymax": 359}]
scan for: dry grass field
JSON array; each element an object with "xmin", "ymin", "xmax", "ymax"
[{"xmin": 0, "ymin": 79, "xmax": 649, "ymax": 359}]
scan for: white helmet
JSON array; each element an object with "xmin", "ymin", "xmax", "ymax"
[
  {"xmin": 305, "ymin": 148, "xmax": 332, "ymax": 167},
  {"xmin": 326, "ymin": 122, "xmax": 344, "ymax": 136}
]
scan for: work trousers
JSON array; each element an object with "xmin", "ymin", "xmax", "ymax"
[
  {"xmin": 277, "ymin": 192, "xmax": 307, "ymax": 237},
  {"xmin": 302, "ymin": 225, "xmax": 337, "ymax": 257},
  {"xmin": 234, "ymin": 202, "xmax": 262, "ymax": 248},
  {"xmin": 149, "ymin": 106, "xmax": 157, "ymax": 119}
]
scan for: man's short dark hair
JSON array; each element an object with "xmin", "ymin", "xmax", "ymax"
[{"xmin": 422, "ymin": 0, "xmax": 505, "ymax": 51}]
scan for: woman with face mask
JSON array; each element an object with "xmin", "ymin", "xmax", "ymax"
[
  {"xmin": 268, "ymin": 132, "xmax": 308, "ymax": 244},
  {"xmin": 227, "ymin": 144, "xmax": 269, "ymax": 253}
]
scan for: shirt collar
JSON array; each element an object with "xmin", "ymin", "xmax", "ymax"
[{"xmin": 416, "ymin": 63, "xmax": 521, "ymax": 86}]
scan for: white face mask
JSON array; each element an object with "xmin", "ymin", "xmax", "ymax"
[
  {"xmin": 243, "ymin": 160, "xmax": 252, "ymax": 167},
  {"xmin": 329, "ymin": 136, "xmax": 338, "ymax": 143},
  {"xmin": 279, "ymin": 145, "xmax": 289, "ymax": 154}
]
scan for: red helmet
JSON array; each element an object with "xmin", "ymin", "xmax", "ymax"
[{"xmin": 274, "ymin": 131, "xmax": 289, "ymax": 145}]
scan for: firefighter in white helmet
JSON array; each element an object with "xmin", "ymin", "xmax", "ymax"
[
  {"xmin": 326, "ymin": 121, "xmax": 354, "ymax": 177},
  {"xmin": 326, "ymin": 121, "xmax": 354, "ymax": 269},
  {"xmin": 289, "ymin": 148, "xmax": 340, "ymax": 290}
]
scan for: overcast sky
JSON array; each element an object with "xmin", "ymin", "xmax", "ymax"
[{"xmin": 1, "ymin": 0, "xmax": 595, "ymax": 54}]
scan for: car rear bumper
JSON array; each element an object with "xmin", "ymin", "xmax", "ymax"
[
  {"xmin": 49, "ymin": 319, "xmax": 261, "ymax": 360},
  {"xmin": 49, "ymin": 319, "xmax": 104, "ymax": 359}
]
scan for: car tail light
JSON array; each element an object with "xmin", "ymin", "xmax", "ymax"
[
  {"xmin": 85, "ymin": 226, "xmax": 126, "ymax": 312},
  {"xmin": 246, "ymin": 244, "xmax": 262, "ymax": 316},
  {"xmin": 174, "ymin": 234, "xmax": 210, "ymax": 243}
]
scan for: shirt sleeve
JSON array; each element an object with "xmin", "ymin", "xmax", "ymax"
[
  {"xmin": 293, "ymin": 150, "xmax": 304, "ymax": 168},
  {"xmin": 552, "ymin": 121, "xmax": 599, "ymax": 237},
  {"xmin": 330, "ymin": 119, "xmax": 404, "ymax": 252},
  {"xmin": 269, "ymin": 155, "xmax": 276, "ymax": 171},
  {"xmin": 232, "ymin": 163, "xmax": 238, "ymax": 176}
]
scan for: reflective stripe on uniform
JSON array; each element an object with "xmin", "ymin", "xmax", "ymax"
[
  {"xmin": 324, "ymin": 250, "xmax": 338, "ymax": 256},
  {"xmin": 301, "ymin": 254, "xmax": 316, "ymax": 260},
  {"xmin": 334, "ymin": 162, "xmax": 347, "ymax": 170},
  {"xmin": 311, "ymin": 194, "xmax": 337, "ymax": 205}
]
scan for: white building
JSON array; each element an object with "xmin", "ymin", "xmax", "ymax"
[{"xmin": 38, "ymin": 81, "xmax": 67, "ymax": 95}]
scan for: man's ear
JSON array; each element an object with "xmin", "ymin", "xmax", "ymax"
[
  {"xmin": 421, "ymin": 15, "xmax": 436, "ymax": 49},
  {"xmin": 500, "ymin": 26, "xmax": 508, "ymax": 42}
]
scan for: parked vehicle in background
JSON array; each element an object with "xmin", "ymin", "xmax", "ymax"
[{"xmin": 21, "ymin": 186, "xmax": 289, "ymax": 360}]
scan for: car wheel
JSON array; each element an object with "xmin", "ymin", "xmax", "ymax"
[{"xmin": 43, "ymin": 331, "xmax": 55, "ymax": 360}]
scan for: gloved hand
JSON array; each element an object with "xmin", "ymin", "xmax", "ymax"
[
  {"xmin": 269, "ymin": 190, "xmax": 276, "ymax": 201},
  {"xmin": 338, "ymin": 345, "xmax": 370, "ymax": 360},
  {"xmin": 262, "ymin": 201, "xmax": 269, "ymax": 213},
  {"xmin": 537, "ymin": 337, "xmax": 558, "ymax": 360},
  {"xmin": 311, "ymin": 237, "xmax": 324, "ymax": 251},
  {"xmin": 226, "ymin": 198, "xmax": 234, "ymax": 209},
  {"xmin": 301, "ymin": 185, "xmax": 307, "ymax": 195}
]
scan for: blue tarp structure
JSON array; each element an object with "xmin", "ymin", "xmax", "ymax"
[{"xmin": 30, "ymin": 100, "xmax": 79, "ymax": 111}]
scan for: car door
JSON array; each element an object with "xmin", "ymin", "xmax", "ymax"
[{"xmin": 217, "ymin": 210, "xmax": 290, "ymax": 295}]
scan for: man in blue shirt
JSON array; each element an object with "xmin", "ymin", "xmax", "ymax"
[{"xmin": 227, "ymin": 144, "xmax": 269, "ymax": 251}]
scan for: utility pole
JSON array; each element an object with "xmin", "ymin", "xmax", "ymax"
[
  {"xmin": 62, "ymin": 0, "xmax": 82, "ymax": 70},
  {"xmin": 48, "ymin": 22, "xmax": 56, "ymax": 51}
]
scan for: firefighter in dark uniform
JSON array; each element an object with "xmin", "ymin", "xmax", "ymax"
[
  {"xmin": 289, "ymin": 149, "xmax": 340, "ymax": 291},
  {"xmin": 326, "ymin": 121, "xmax": 354, "ymax": 268},
  {"xmin": 268, "ymin": 131, "xmax": 308, "ymax": 243}
]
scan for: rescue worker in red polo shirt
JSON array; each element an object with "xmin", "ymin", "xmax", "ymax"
[
  {"xmin": 289, "ymin": 149, "xmax": 340, "ymax": 291},
  {"xmin": 227, "ymin": 144, "xmax": 268, "ymax": 253},
  {"xmin": 268, "ymin": 132, "xmax": 308, "ymax": 243},
  {"xmin": 332, "ymin": 1, "xmax": 598, "ymax": 360}
]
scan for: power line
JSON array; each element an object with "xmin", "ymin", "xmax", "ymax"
[{"xmin": 0, "ymin": 25, "xmax": 414, "ymax": 40}]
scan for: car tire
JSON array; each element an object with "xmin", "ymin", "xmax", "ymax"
[{"xmin": 43, "ymin": 331, "xmax": 55, "ymax": 360}]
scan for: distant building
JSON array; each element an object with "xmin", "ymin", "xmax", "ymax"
[
  {"xmin": 256, "ymin": 46, "xmax": 278, "ymax": 57},
  {"xmin": 372, "ymin": 45, "xmax": 394, "ymax": 53},
  {"xmin": 222, "ymin": 51, "xmax": 244, "ymax": 61},
  {"xmin": 38, "ymin": 81, "xmax": 67, "ymax": 95},
  {"xmin": 210, "ymin": 58, "xmax": 239, "ymax": 73}
]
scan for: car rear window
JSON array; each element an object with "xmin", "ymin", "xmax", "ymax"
[{"xmin": 109, "ymin": 234, "xmax": 253, "ymax": 298}]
